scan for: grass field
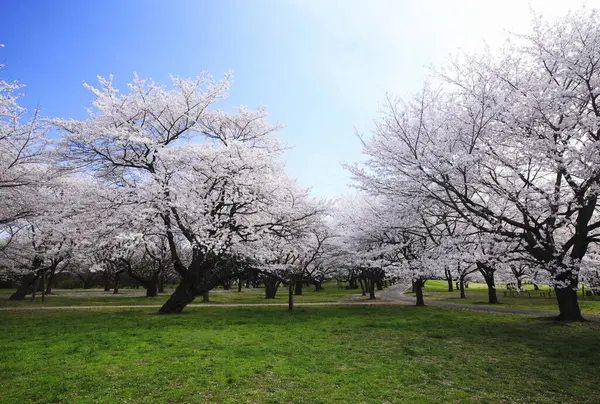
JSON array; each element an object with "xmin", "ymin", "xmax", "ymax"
[
  {"xmin": 1, "ymin": 305, "xmax": 599, "ymax": 403},
  {"xmin": 416, "ymin": 280, "xmax": 600, "ymax": 316},
  {"xmin": 0, "ymin": 282, "xmax": 357, "ymax": 308}
]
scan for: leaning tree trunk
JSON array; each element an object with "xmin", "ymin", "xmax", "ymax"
[
  {"xmin": 158, "ymin": 257, "xmax": 218, "ymax": 314},
  {"xmin": 10, "ymin": 257, "xmax": 43, "ymax": 301},
  {"xmin": 295, "ymin": 282, "xmax": 303, "ymax": 295},
  {"xmin": 414, "ymin": 280, "xmax": 425, "ymax": 306},
  {"xmin": 159, "ymin": 278, "xmax": 198, "ymax": 313},
  {"xmin": 9, "ymin": 273, "xmax": 39, "ymax": 301}
]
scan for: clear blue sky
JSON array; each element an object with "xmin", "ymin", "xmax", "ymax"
[{"xmin": 0, "ymin": 0, "xmax": 587, "ymax": 198}]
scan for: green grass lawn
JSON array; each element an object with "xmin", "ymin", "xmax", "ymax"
[
  {"xmin": 418, "ymin": 280, "xmax": 600, "ymax": 315},
  {"xmin": 1, "ymin": 305, "xmax": 599, "ymax": 403},
  {"xmin": 0, "ymin": 282, "xmax": 358, "ymax": 308}
]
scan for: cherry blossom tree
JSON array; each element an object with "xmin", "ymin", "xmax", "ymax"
[
  {"xmin": 0, "ymin": 47, "xmax": 48, "ymax": 242},
  {"xmin": 55, "ymin": 73, "xmax": 321, "ymax": 313},
  {"xmin": 2, "ymin": 176, "xmax": 96, "ymax": 300},
  {"xmin": 350, "ymin": 9, "xmax": 600, "ymax": 321}
]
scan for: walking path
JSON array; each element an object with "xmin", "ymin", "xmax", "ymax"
[
  {"xmin": 377, "ymin": 283, "xmax": 600, "ymax": 322},
  {"xmin": 2, "ymin": 284, "xmax": 599, "ymax": 322}
]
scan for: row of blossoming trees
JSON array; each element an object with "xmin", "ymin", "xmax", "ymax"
[
  {"xmin": 3, "ymin": 8, "xmax": 600, "ymax": 320},
  {"xmin": 0, "ymin": 62, "xmax": 349, "ymax": 312},
  {"xmin": 344, "ymin": 9, "xmax": 600, "ymax": 321}
]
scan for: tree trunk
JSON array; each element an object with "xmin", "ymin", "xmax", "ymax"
[
  {"xmin": 295, "ymin": 282, "xmax": 303, "ymax": 295},
  {"xmin": 45, "ymin": 266, "xmax": 56, "ymax": 295},
  {"xmin": 459, "ymin": 276, "xmax": 466, "ymax": 299},
  {"xmin": 358, "ymin": 278, "xmax": 366, "ymax": 296},
  {"xmin": 553, "ymin": 269, "xmax": 584, "ymax": 321},
  {"xmin": 446, "ymin": 269, "xmax": 453, "ymax": 292},
  {"xmin": 314, "ymin": 282, "xmax": 323, "ymax": 292},
  {"xmin": 157, "ymin": 250, "xmax": 242, "ymax": 314},
  {"xmin": 159, "ymin": 279, "xmax": 198, "ymax": 314},
  {"xmin": 31, "ymin": 275, "xmax": 42, "ymax": 302},
  {"xmin": 264, "ymin": 277, "xmax": 280, "ymax": 299},
  {"xmin": 158, "ymin": 276, "xmax": 165, "ymax": 293},
  {"xmin": 517, "ymin": 278, "xmax": 522, "ymax": 290},
  {"xmin": 41, "ymin": 271, "xmax": 46, "ymax": 302},
  {"xmin": 10, "ymin": 257, "xmax": 43, "ymax": 300},
  {"xmin": 237, "ymin": 276, "xmax": 243, "ymax": 292},
  {"xmin": 478, "ymin": 263, "xmax": 499, "ymax": 304},
  {"xmin": 9, "ymin": 273, "xmax": 38, "ymax": 300},
  {"xmin": 533, "ymin": 283, "xmax": 539, "ymax": 291},
  {"xmin": 414, "ymin": 280, "xmax": 425, "ymax": 306},
  {"xmin": 485, "ymin": 279, "xmax": 498, "ymax": 304},
  {"xmin": 202, "ymin": 290, "xmax": 209, "ymax": 302},
  {"xmin": 369, "ymin": 278, "xmax": 376, "ymax": 300},
  {"xmin": 113, "ymin": 271, "xmax": 120, "ymax": 294},
  {"xmin": 555, "ymin": 287, "xmax": 584, "ymax": 321},
  {"xmin": 376, "ymin": 279, "xmax": 383, "ymax": 291},
  {"xmin": 103, "ymin": 270, "xmax": 110, "ymax": 292},
  {"xmin": 145, "ymin": 280, "xmax": 158, "ymax": 297},
  {"xmin": 288, "ymin": 283, "xmax": 294, "ymax": 311}
]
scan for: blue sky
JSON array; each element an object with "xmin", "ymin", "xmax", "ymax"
[{"xmin": 0, "ymin": 0, "xmax": 589, "ymax": 199}]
